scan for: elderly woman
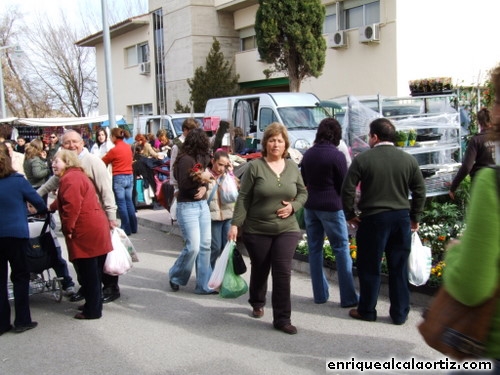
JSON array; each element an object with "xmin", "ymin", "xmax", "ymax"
[
  {"xmin": 23, "ymin": 139, "xmax": 51, "ymax": 190},
  {"xmin": 228, "ymin": 122, "xmax": 307, "ymax": 335},
  {"xmin": 50, "ymin": 149, "xmax": 112, "ymax": 320}
]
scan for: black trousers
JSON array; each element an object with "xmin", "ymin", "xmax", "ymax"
[
  {"xmin": 0, "ymin": 237, "xmax": 33, "ymax": 331},
  {"xmin": 243, "ymin": 231, "xmax": 301, "ymax": 328},
  {"xmin": 72, "ymin": 254, "xmax": 106, "ymax": 318}
]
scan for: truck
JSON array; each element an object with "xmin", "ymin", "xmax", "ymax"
[
  {"xmin": 132, "ymin": 113, "xmax": 204, "ymax": 139},
  {"xmin": 204, "ymin": 93, "xmax": 331, "ymax": 152}
]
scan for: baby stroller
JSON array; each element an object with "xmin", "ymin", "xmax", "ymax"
[{"xmin": 8, "ymin": 213, "xmax": 63, "ymax": 302}]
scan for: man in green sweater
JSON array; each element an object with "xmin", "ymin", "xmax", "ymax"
[{"xmin": 341, "ymin": 118, "xmax": 426, "ymax": 325}]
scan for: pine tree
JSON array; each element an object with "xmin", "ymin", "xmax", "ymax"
[
  {"xmin": 255, "ymin": 0, "xmax": 326, "ymax": 92},
  {"xmin": 187, "ymin": 38, "xmax": 240, "ymax": 112}
]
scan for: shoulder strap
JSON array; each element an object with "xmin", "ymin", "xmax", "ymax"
[{"xmin": 207, "ymin": 178, "xmax": 220, "ymax": 205}]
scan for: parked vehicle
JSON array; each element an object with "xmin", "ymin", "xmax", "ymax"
[
  {"xmin": 204, "ymin": 93, "xmax": 331, "ymax": 152},
  {"xmin": 132, "ymin": 113, "xmax": 204, "ymax": 139}
]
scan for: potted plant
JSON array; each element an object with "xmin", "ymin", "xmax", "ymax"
[
  {"xmin": 408, "ymin": 129, "xmax": 417, "ymax": 146},
  {"xmin": 395, "ymin": 130, "xmax": 408, "ymax": 147}
]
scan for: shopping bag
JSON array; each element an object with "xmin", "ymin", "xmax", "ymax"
[
  {"xmin": 208, "ymin": 240, "xmax": 233, "ymax": 290},
  {"xmin": 220, "ymin": 246, "xmax": 248, "ymax": 299},
  {"xmin": 218, "ymin": 174, "xmax": 238, "ymax": 204},
  {"xmin": 408, "ymin": 232, "xmax": 432, "ymax": 286},
  {"xmin": 113, "ymin": 227, "xmax": 139, "ymax": 262},
  {"xmin": 104, "ymin": 229, "xmax": 133, "ymax": 276},
  {"xmin": 170, "ymin": 197, "xmax": 177, "ymax": 221},
  {"xmin": 233, "ymin": 247, "xmax": 247, "ymax": 275}
]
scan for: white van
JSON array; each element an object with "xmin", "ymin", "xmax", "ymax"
[
  {"xmin": 204, "ymin": 93, "xmax": 330, "ymax": 152},
  {"xmin": 133, "ymin": 113, "xmax": 204, "ymax": 139}
]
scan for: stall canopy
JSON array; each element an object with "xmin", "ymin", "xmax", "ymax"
[{"xmin": 0, "ymin": 115, "xmax": 125, "ymax": 127}]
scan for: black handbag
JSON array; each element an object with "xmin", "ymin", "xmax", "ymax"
[
  {"xmin": 233, "ymin": 247, "xmax": 247, "ymax": 275},
  {"xmin": 26, "ymin": 214, "xmax": 57, "ymax": 274}
]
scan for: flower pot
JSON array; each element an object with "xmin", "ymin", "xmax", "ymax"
[
  {"xmin": 396, "ymin": 141, "xmax": 406, "ymax": 147},
  {"xmin": 408, "ymin": 140, "xmax": 416, "ymax": 146}
]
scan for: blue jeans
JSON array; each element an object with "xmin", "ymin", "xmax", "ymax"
[
  {"xmin": 169, "ymin": 201, "xmax": 212, "ymax": 294},
  {"xmin": 305, "ymin": 208, "xmax": 358, "ymax": 307},
  {"xmin": 112, "ymin": 174, "xmax": 137, "ymax": 235},
  {"xmin": 356, "ymin": 210, "xmax": 411, "ymax": 323},
  {"xmin": 210, "ymin": 219, "xmax": 231, "ymax": 269}
]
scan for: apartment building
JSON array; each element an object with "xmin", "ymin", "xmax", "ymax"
[{"xmin": 77, "ymin": 0, "xmax": 500, "ymax": 121}]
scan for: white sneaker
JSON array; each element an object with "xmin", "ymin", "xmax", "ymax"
[{"xmin": 64, "ymin": 286, "xmax": 76, "ymax": 296}]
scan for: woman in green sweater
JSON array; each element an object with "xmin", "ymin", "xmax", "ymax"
[
  {"xmin": 444, "ymin": 63, "xmax": 500, "ymax": 371},
  {"xmin": 228, "ymin": 122, "xmax": 307, "ymax": 335}
]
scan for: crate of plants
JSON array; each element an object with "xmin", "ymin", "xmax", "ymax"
[{"xmin": 409, "ymin": 77, "xmax": 454, "ymax": 96}]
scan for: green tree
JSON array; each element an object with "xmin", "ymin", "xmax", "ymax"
[
  {"xmin": 173, "ymin": 100, "xmax": 191, "ymax": 113},
  {"xmin": 255, "ymin": 0, "xmax": 326, "ymax": 92},
  {"xmin": 187, "ymin": 38, "xmax": 240, "ymax": 112}
]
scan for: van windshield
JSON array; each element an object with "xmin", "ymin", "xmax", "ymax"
[
  {"xmin": 171, "ymin": 117, "xmax": 203, "ymax": 136},
  {"xmin": 278, "ymin": 107, "xmax": 329, "ymax": 130}
]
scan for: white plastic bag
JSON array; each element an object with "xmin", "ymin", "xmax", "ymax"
[
  {"xmin": 408, "ymin": 232, "xmax": 432, "ymax": 286},
  {"xmin": 104, "ymin": 229, "xmax": 133, "ymax": 276},
  {"xmin": 170, "ymin": 197, "xmax": 177, "ymax": 221},
  {"xmin": 113, "ymin": 227, "xmax": 139, "ymax": 262},
  {"xmin": 208, "ymin": 240, "xmax": 235, "ymax": 290},
  {"xmin": 218, "ymin": 174, "xmax": 238, "ymax": 204}
]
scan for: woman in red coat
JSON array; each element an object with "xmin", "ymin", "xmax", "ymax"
[{"xmin": 50, "ymin": 149, "xmax": 112, "ymax": 320}]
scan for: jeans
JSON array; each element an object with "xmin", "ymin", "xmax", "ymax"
[
  {"xmin": 356, "ymin": 210, "xmax": 411, "ymax": 323},
  {"xmin": 112, "ymin": 174, "xmax": 137, "ymax": 235},
  {"xmin": 210, "ymin": 219, "xmax": 231, "ymax": 269},
  {"xmin": 304, "ymin": 208, "xmax": 358, "ymax": 306},
  {"xmin": 169, "ymin": 201, "xmax": 212, "ymax": 294}
]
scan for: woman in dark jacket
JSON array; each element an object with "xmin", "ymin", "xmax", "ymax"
[
  {"xmin": 169, "ymin": 128, "xmax": 214, "ymax": 294},
  {"xmin": 0, "ymin": 144, "xmax": 47, "ymax": 334}
]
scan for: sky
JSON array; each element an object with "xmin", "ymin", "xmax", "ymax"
[{"xmin": 3, "ymin": 0, "xmax": 147, "ymax": 35}]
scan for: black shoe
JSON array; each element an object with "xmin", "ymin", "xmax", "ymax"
[
  {"xmin": 102, "ymin": 293, "xmax": 120, "ymax": 304},
  {"xmin": 169, "ymin": 281, "xmax": 179, "ymax": 292},
  {"xmin": 0, "ymin": 325, "xmax": 13, "ymax": 335},
  {"xmin": 13, "ymin": 322, "xmax": 38, "ymax": 333},
  {"xmin": 69, "ymin": 291, "xmax": 85, "ymax": 302}
]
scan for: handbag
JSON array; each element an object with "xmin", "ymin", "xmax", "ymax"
[
  {"xmin": 220, "ymin": 245, "xmax": 248, "ymax": 299},
  {"xmin": 408, "ymin": 232, "xmax": 432, "ymax": 286},
  {"xmin": 417, "ymin": 287, "xmax": 500, "ymax": 360},
  {"xmin": 104, "ymin": 229, "xmax": 133, "ymax": 276},
  {"xmin": 233, "ymin": 247, "xmax": 247, "ymax": 275},
  {"xmin": 295, "ymin": 207, "xmax": 306, "ymax": 230},
  {"xmin": 27, "ymin": 214, "xmax": 58, "ymax": 274}
]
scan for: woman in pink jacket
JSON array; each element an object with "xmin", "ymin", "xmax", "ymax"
[{"xmin": 50, "ymin": 149, "xmax": 112, "ymax": 320}]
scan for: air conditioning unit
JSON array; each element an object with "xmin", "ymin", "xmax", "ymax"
[
  {"xmin": 328, "ymin": 31, "xmax": 347, "ymax": 48},
  {"xmin": 359, "ymin": 24, "xmax": 380, "ymax": 43},
  {"xmin": 139, "ymin": 62, "xmax": 151, "ymax": 75}
]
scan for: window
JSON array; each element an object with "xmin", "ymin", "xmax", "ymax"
[
  {"xmin": 323, "ymin": 4, "xmax": 337, "ymax": 34},
  {"xmin": 131, "ymin": 104, "xmax": 153, "ymax": 117},
  {"xmin": 338, "ymin": 0, "xmax": 380, "ymax": 30},
  {"xmin": 240, "ymin": 27, "xmax": 256, "ymax": 51},
  {"xmin": 125, "ymin": 42, "xmax": 150, "ymax": 67}
]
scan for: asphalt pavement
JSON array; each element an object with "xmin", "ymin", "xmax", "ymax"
[{"xmin": 1, "ymin": 207, "xmax": 445, "ymax": 375}]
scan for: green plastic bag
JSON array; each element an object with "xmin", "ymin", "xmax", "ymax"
[
  {"xmin": 220, "ymin": 246, "xmax": 248, "ymax": 299},
  {"xmin": 295, "ymin": 207, "xmax": 305, "ymax": 229}
]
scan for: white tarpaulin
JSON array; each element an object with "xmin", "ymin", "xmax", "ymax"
[{"xmin": 0, "ymin": 115, "xmax": 125, "ymax": 127}]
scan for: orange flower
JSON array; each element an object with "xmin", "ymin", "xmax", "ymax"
[{"xmin": 438, "ymin": 235, "xmax": 446, "ymax": 241}]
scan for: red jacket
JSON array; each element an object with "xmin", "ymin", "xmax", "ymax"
[
  {"xmin": 50, "ymin": 168, "xmax": 112, "ymax": 261},
  {"xmin": 102, "ymin": 139, "xmax": 133, "ymax": 175}
]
